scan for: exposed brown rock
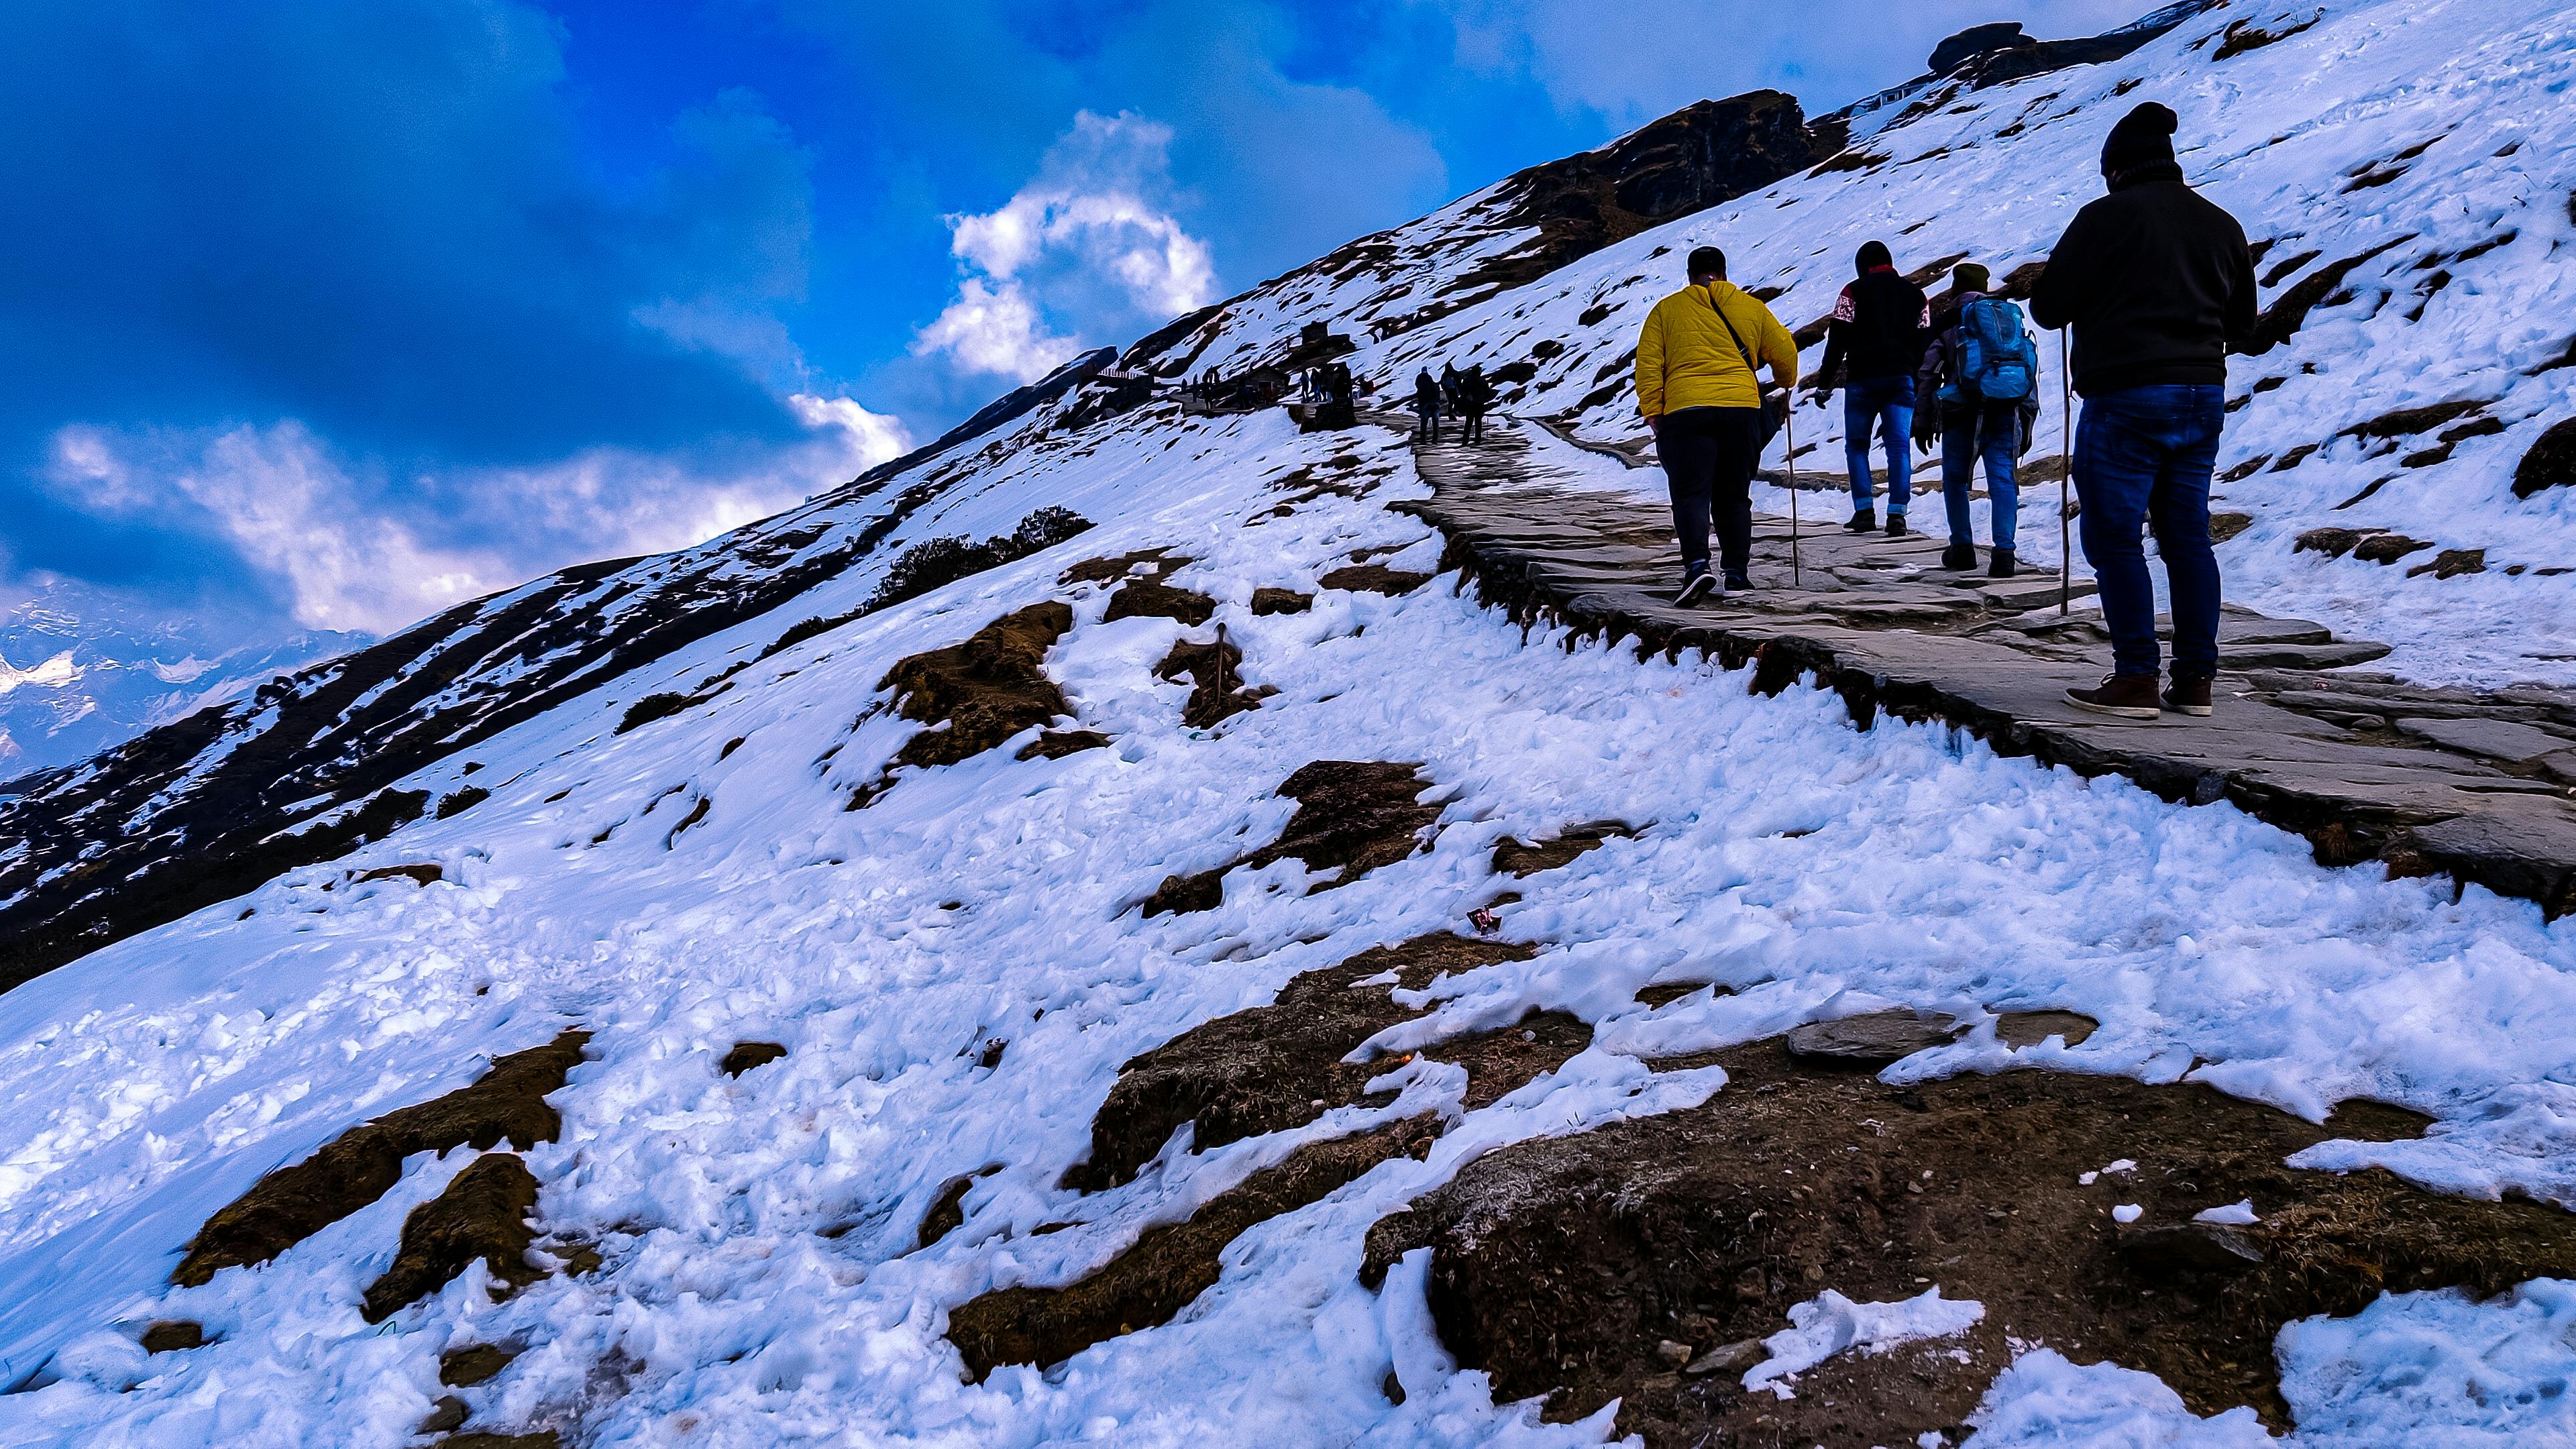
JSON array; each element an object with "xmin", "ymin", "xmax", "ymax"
[
  {"xmin": 2352, "ymin": 533, "xmax": 2433, "ymax": 565},
  {"xmin": 1360, "ymin": 1039, "xmax": 2542, "ymax": 1447},
  {"xmin": 2516, "ymin": 417, "xmax": 2576, "ymax": 498},
  {"xmin": 2408, "ymin": 549, "xmax": 2487, "ymax": 580},
  {"xmin": 718, "ymin": 1041, "xmax": 787, "ymax": 1077},
  {"xmin": 1016, "ymin": 729, "xmax": 1112, "ymax": 760},
  {"xmin": 173, "ymin": 1029, "xmax": 590, "ymax": 1287},
  {"xmin": 1318, "ymin": 564, "xmax": 1433, "ymax": 596},
  {"xmin": 1250, "ymin": 588, "xmax": 1313, "ymax": 616},
  {"xmin": 878, "ymin": 602, "xmax": 1075, "ymax": 771},
  {"xmin": 1154, "ymin": 636, "xmax": 1265, "ymax": 729},
  {"xmin": 1103, "ymin": 580, "xmax": 1218, "ymax": 626},
  {"xmin": 140, "ymin": 1320, "xmax": 205, "ymax": 1354},
  {"xmin": 439, "ymin": 1343, "xmax": 518, "ymax": 1387},
  {"xmin": 1491, "ymin": 822, "xmax": 1635, "ymax": 877},
  {"xmin": 1143, "ymin": 761, "xmax": 1443, "ymax": 916},
  {"xmin": 354, "ymin": 862, "xmax": 443, "ymax": 887},
  {"xmin": 953, "ymin": 1118, "xmax": 1444, "ymax": 1380},
  {"xmin": 1069, "ymin": 933, "xmax": 1538, "ymax": 1189},
  {"xmin": 362, "ymin": 1154, "xmax": 545, "ymax": 1322}
]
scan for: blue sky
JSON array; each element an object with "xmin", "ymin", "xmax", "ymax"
[{"xmin": 0, "ymin": 0, "xmax": 2143, "ymax": 649}]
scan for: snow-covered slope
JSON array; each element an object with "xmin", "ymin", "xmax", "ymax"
[
  {"xmin": 5, "ymin": 3, "xmax": 2576, "ymax": 1444},
  {"xmin": 1144, "ymin": 0, "xmax": 2576, "ymax": 686}
]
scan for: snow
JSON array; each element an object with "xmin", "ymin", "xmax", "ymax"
[
  {"xmin": 2196, "ymin": 1199, "xmax": 2261, "ymax": 1224},
  {"xmin": 1740, "ymin": 1287, "xmax": 1986, "ymax": 1399},
  {"xmin": 1974, "ymin": 1280, "xmax": 2576, "ymax": 1445},
  {"xmin": 2113, "ymin": 1203, "xmax": 2145, "ymax": 1224},
  {"xmin": 1, "ymin": 2, "xmax": 2575, "ymax": 1441},
  {"xmin": 2080, "ymin": 1159, "xmax": 2139, "ymax": 1185},
  {"xmin": 0, "ymin": 384, "xmax": 2560, "ymax": 1444}
]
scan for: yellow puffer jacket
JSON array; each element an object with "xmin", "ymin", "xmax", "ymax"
[{"xmin": 1634, "ymin": 282, "xmax": 1799, "ymax": 418}]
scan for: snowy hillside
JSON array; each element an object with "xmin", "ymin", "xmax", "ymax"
[
  {"xmin": 3, "ymin": 2, "xmax": 2576, "ymax": 1446},
  {"xmin": 1142, "ymin": 0, "xmax": 2576, "ymax": 686}
]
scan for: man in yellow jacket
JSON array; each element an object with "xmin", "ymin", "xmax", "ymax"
[{"xmin": 1635, "ymin": 246, "xmax": 1800, "ymax": 603}]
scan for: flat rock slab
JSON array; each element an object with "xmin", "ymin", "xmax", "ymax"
[
  {"xmin": 2396, "ymin": 716, "xmax": 2573, "ymax": 763},
  {"xmin": 1785, "ymin": 1010, "xmax": 1962, "ymax": 1065},
  {"xmin": 1996, "ymin": 1010, "xmax": 2100, "ymax": 1048}
]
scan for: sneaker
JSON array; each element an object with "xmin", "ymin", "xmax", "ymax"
[
  {"xmin": 1673, "ymin": 571, "xmax": 1719, "ymax": 607},
  {"xmin": 2065, "ymin": 673, "xmax": 2163, "ymax": 720},
  {"xmin": 1941, "ymin": 541, "xmax": 1978, "ymax": 571},
  {"xmin": 1988, "ymin": 547, "xmax": 2017, "ymax": 579},
  {"xmin": 1885, "ymin": 513, "xmax": 1909, "ymax": 537},
  {"xmin": 1723, "ymin": 570, "xmax": 1753, "ymax": 592},
  {"xmin": 2163, "ymin": 676, "xmax": 2214, "ymax": 716},
  {"xmin": 1843, "ymin": 509, "xmax": 1876, "ymax": 533}
]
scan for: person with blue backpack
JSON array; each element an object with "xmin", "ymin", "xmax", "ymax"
[
  {"xmin": 1914, "ymin": 262, "xmax": 2041, "ymax": 577},
  {"xmin": 1809, "ymin": 240, "xmax": 1930, "ymax": 536}
]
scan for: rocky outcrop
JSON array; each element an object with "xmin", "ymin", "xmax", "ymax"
[{"xmin": 1467, "ymin": 93, "xmax": 1847, "ymax": 295}]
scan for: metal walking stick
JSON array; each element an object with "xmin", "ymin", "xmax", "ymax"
[
  {"xmin": 1782, "ymin": 394, "xmax": 1803, "ymax": 589},
  {"xmin": 2058, "ymin": 329, "xmax": 2074, "ymax": 616}
]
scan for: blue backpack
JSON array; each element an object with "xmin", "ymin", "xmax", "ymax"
[{"xmin": 1947, "ymin": 297, "xmax": 2038, "ymax": 404}]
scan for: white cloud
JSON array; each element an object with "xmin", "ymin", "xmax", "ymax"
[
  {"xmin": 40, "ymin": 396, "xmax": 911, "ymax": 637},
  {"xmin": 913, "ymin": 278, "xmax": 1082, "ymax": 385},
  {"xmin": 914, "ymin": 110, "xmax": 1218, "ymax": 382}
]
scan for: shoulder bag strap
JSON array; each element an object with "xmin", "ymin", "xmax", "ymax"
[{"xmin": 1703, "ymin": 284, "xmax": 1762, "ymax": 384}]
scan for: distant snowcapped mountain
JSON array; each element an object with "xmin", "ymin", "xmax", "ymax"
[{"xmin": 0, "ymin": 582, "xmax": 361, "ymax": 783}]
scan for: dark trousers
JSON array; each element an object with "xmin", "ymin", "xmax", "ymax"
[
  {"xmin": 1656, "ymin": 406, "xmax": 1760, "ymax": 578},
  {"xmin": 1939, "ymin": 402, "xmax": 2021, "ymax": 549},
  {"xmin": 1461, "ymin": 408, "xmax": 1485, "ymax": 443},
  {"xmin": 2074, "ymin": 384, "xmax": 2225, "ymax": 680}
]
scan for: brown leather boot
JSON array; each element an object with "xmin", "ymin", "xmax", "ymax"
[
  {"xmin": 2066, "ymin": 673, "xmax": 2162, "ymax": 719},
  {"xmin": 2162, "ymin": 676, "xmax": 2214, "ymax": 716}
]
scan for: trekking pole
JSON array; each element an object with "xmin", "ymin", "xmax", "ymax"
[
  {"xmin": 2057, "ymin": 329, "xmax": 2074, "ymax": 616},
  {"xmin": 1782, "ymin": 393, "xmax": 1803, "ymax": 588}
]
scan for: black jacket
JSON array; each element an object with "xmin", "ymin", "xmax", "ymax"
[
  {"xmin": 2030, "ymin": 162, "xmax": 2259, "ymax": 397},
  {"xmin": 1817, "ymin": 268, "xmax": 1931, "ymax": 387}
]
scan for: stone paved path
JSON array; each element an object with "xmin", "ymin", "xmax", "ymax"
[{"xmin": 1389, "ymin": 413, "xmax": 2576, "ymax": 917}]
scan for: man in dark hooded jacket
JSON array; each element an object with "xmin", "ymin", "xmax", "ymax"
[
  {"xmin": 1812, "ymin": 240, "xmax": 1930, "ymax": 535},
  {"xmin": 2033, "ymin": 101, "xmax": 2259, "ymax": 721}
]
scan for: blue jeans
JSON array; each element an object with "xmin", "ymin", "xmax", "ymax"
[
  {"xmin": 1940, "ymin": 404, "xmax": 2020, "ymax": 549},
  {"xmin": 1843, "ymin": 375, "xmax": 1914, "ymax": 515},
  {"xmin": 2074, "ymin": 384, "xmax": 2224, "ymax": 680}
]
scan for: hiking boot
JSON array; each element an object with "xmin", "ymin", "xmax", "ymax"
[
  {"xmin": 2066, "ymin": 673, "xmax": 2162, "ymax": 720},
  {"xmin": 1941, "ymin": 541, "xmax": 1978, "ymax": 571},
  {"xmin": 1674, "ymin": 570, "xmax": 1719, "ymax": 607},
  {"xmin": 1723, "ymin": 570, "xmax": 1753, "ymax": 592},
  {"xmin": 2163, "ymin": 676, "xmax": 2214, "ymax": 717},
  {"xmin": 1843, "ymin": 509, "xmax": 1876, "ymax": 533},
  {"xmin": 1884, "ymin": 513, "xmax": 1909, "ymax": 537},
  {"xmin": 1988, "ymin": 547, "xmax": 2017, "ymax": 578}
]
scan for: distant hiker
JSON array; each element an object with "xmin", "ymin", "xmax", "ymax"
[
  {"xmin": 1636, "ymin": 244, "xmax": 1799, "ymax": 604},
  {"xmin": 1413, "ymin": 368, "xmax": 1444, "ymax": 441},
  {"xmin": 2033, "ymin": 101, "xmax": 2259, "ymax": 720},
  {"xmin": 1458, "ymin": 365, "xmax": 1492, "ymax": 444},
  {"xmin": 1914, "ymin": 262, "xmax": 2041, "ymax": 577},
  {"xmin": 1811, "ymin": 240, "xmax": 1930, "ymax": 536},
  {"xmin": 1440, "ymin": 362, "xmax": 1462, "ymax": 415}
]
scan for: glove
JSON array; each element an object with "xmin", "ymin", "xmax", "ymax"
[{"xmin": 1809, "ymin": 389, "xmax": 1833, "ymax": 411}]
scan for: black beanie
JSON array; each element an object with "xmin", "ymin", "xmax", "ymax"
[{"xmin": 2101, "ymin": 101, "xmax": 2178, "ymax": 177}]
